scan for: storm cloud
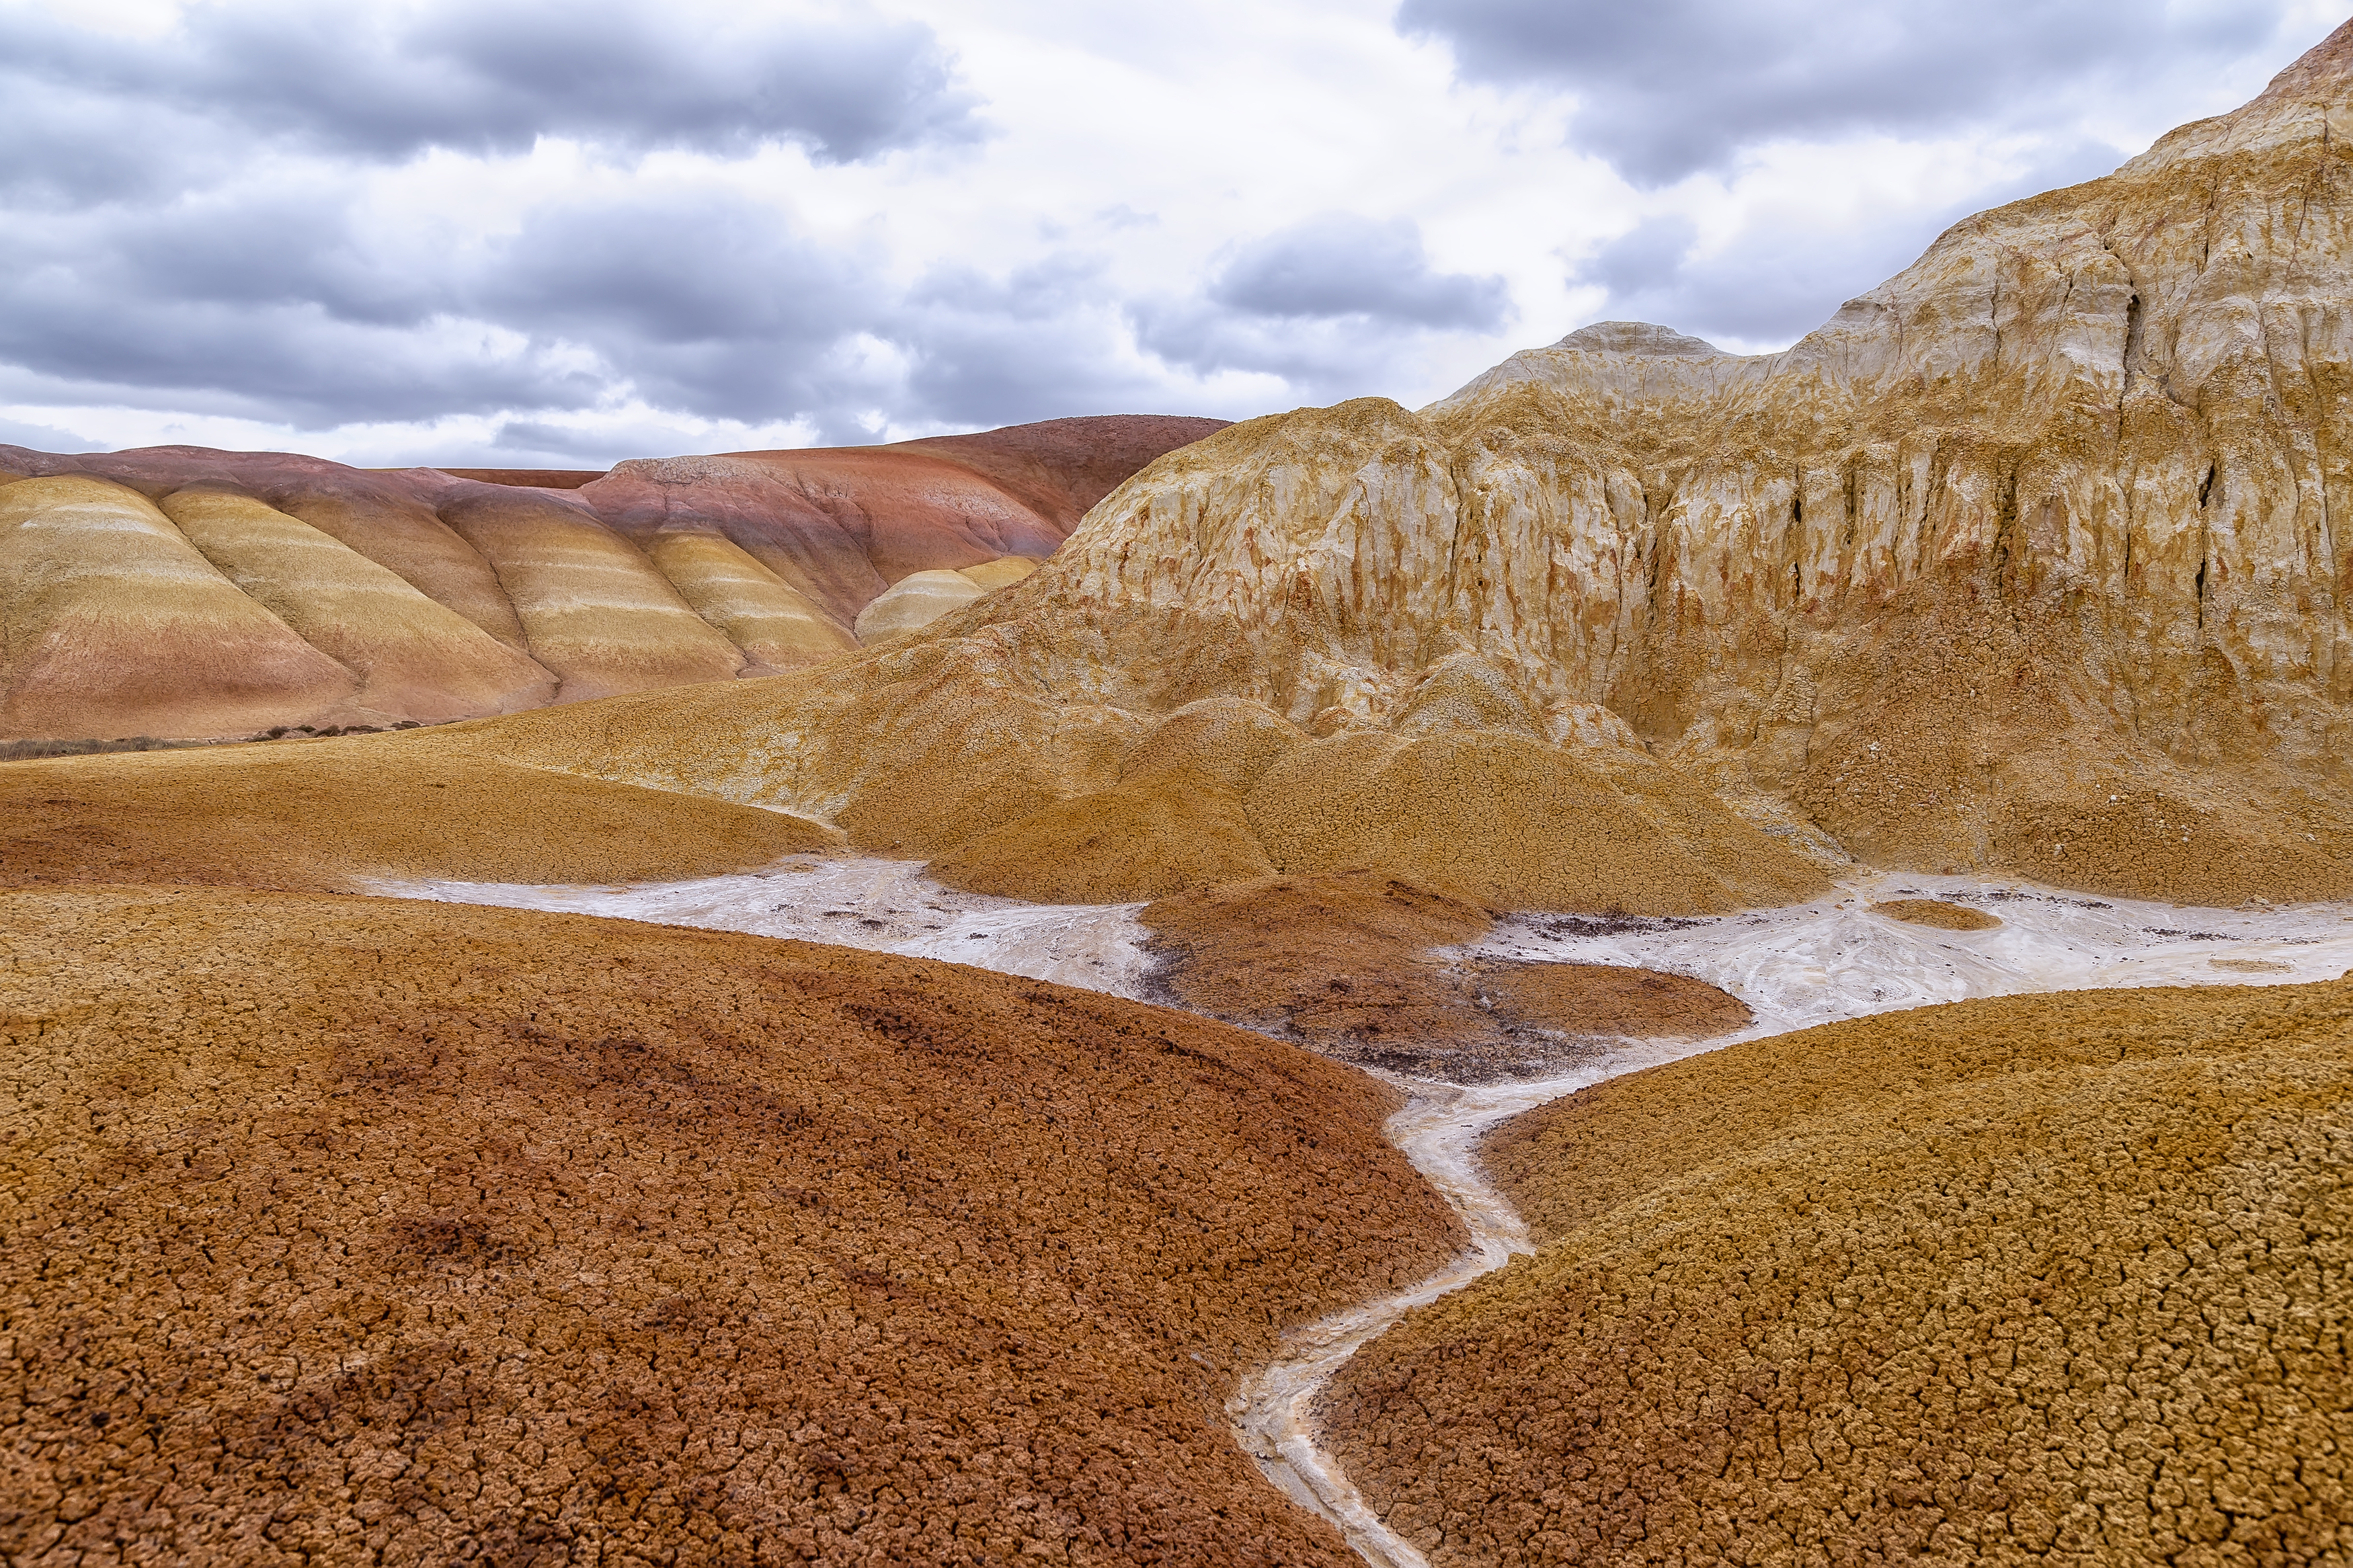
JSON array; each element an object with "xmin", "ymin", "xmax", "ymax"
[
  {"xmin": 0, "ymin": 0, "xmax": 978, "ymax": 180},
  {"xmin": 1398, "ymin": 0, "xmax": 2300, "ymax": 184}
]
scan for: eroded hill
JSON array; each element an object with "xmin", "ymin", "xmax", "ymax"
[
  {"xmin": 0, "ymin": 415, "xmax": 1225, "ymax": 745},
  {"xmin": 1320, "ymin": 977, "xmax": 2353, "ymax": 1565},
  {"xmin": 0, "ymin": 885, "xmax": 1460, "ymax": 1565}
]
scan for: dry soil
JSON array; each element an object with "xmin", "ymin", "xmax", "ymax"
[
  {"xmin": 1322, "ymin": 979, "xmax": 2353, "ymax": 1565},
  {"xmin": 0, "ymin": 885, "xmax": 1462, "ymax": 1566},
  {"xmin": 1141, "ymin": 872, "xmax": 1751, "ymax": 1080}
]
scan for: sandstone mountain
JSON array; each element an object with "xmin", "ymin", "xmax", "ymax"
[
  {"xmin": 0, "ymin": 415, "xmax": 1224, "ymax": 744},
  {"xmin": 432, "ymin": 21, "xmax": 2353, "ymax": 909}
]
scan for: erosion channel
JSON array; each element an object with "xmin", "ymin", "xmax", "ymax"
[{"xmin": 392, "ymin": 865, "xmax": 2353, "ymax": 1566}]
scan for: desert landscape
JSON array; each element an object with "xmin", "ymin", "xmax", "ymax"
[{"xmin": 5, "ymin": 11, "xmax": 2353, "ymax": 1567}]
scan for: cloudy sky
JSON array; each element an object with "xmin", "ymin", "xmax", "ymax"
[{"xmin": 1, "ymin": 0, "xmax": 2342, "ymax": 465}]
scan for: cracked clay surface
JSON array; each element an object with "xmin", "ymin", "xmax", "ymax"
[{"xmin": 0, "ymin": 886, "xmax": 1462, "ymax": 1566}]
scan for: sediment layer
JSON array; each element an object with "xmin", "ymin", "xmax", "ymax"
[{"xmin": 0, "ymin": 416, "xmax": 1224, "ymax": 742}]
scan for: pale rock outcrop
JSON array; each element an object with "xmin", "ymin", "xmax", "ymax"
[
  {"xmin": 854, "ymin": 568, "xmax": 994, "ymax": 643},
  {"xmin": 452, "ymin": 21, "xmax": 2353, "ymax": 906},
  {"xmin": 956, "ymin": 555, "xmax": 1043, "ymax": 591}
]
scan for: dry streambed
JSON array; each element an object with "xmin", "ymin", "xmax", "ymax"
[{"xmin": 389, "ymin": 862, "xmax": 2353, "ymax": 1565}]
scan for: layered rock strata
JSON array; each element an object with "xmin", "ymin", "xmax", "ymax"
[{"xmin": 0, "ymin": 416, "xmax": 1222, "ymax": 741}]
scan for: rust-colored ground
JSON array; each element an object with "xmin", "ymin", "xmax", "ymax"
[
  {"xmin": 0, "ymin": 886, "xmax": 1461, "ymax": 1565},
  {"xmin": 1141, "ymin": 872, "xmax": 1749, "ymax": 1080},
  {"xmin": 1322, "ymin": 980, "xmax": 2353, "ymax": 1565},
  {"xmin": 0, "ymin": 736, "xmax": 838, "ymax": 893},
  {"xmin": 1869, "ymin": 897, "xmax": 2002, "ymax": 930},
  {"xmin": 927, "ymin": 768, "xmax": 1275, "ymax": 903}
]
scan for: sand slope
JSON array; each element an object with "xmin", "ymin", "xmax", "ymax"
[
  {"xmin": 1322, "ymin": 979, "xmax": 2353, "ymax": 1565},
  {"xmin": 0, "ymin": 886, "xmax": 1460, "ymax": 1565},
  {"xmin": 0, "ymin": 738, "xmax": 840, "ymax": 891}
]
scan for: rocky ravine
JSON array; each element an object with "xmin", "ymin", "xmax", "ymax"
[{"xmin": 426, "ymin": 20, "xmax": 2353, "ymax": 910}]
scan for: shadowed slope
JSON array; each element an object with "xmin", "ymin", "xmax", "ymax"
[
  {"xmin": 0, "ymin": 886, "xmax": 1460, "ymax": 1565},
  {"xmin": 1323, "ymin": 979, "xmax": 2353, "ymax": 1564}
]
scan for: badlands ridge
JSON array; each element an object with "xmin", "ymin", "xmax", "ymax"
[
  {"xmin": 6, "ymin": 19, "xmax": 2353, "ymax": 1568},
  {"xmin": 0, "ymin": 416, "xmax": 1222, "ymax": 743}
]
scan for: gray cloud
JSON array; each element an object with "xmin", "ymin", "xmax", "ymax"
[
  {"xmin": 1211, "ymin": 213, "xmax": 1510, "ymax": 329},
  {"xmin": 1126, "ymin": 213, "xmax": 1515, "ymax": 403},
  {"xmin": 1398, "ymin": 0, "xmax": 2303, "ymax": 184},
  {"xmin": 887, "ymin": 259, "xmax": 1183, "ymax": 438},
  {"xmin": 0, "ymin": 0, "xmax": 977, "ymax": 183},
  {"xmin": 0, "ymin": 413, "xmax": 97, "ymax": 455},
  {"xmin": 1574, "ymin": 139, "xmax": 2128, "ymax": 347}
]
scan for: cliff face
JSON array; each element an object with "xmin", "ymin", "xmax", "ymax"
[{"xmin": 999, "ymin": 22, "xmax": 2353, "ymax": 897}]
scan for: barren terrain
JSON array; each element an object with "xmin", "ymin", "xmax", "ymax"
[
  {"xmin": 1322, "ymin": 979, "xmax": 2353, "ymax": 1565},
  {"xmin": 0, "ymin": 885, "xmax": 1460, "ymax": 1565}
]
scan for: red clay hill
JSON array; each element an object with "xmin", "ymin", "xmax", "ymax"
[{"xmin": 0, "ymin": 415, "xmax": 1225, "ymax": 745}]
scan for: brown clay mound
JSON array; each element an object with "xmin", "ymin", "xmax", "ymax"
[
  {"xmin": 0, "ymin": 733, "xmax": 838, "ymax": 893},
  {"xmin": 0, "ymin": 885, "xmax": 1458, "ymax": 1565},
  {"xmin": 1870, "ymin": 897, "xmax": 2001, "ymax": 930},
  {"xmin": 1143, "ymin": 872, "xmax": 1748, "ymax": 1080},
  {"xmin": 1323, "ymin": 981, "xmax": 2353, "ymax": 1564},
  {"xmin": 1466, "ymin": 959, "xmax": 1752, "ymax": 1040},
  {"xmin": 928, "ymin": 766, "xmax": 1275, "ymax": 902},
  {"xmin": 1245, "ymin": 729, "xmax": 1827, "ymax": 914}
]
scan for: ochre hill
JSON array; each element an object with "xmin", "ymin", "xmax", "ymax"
[
  {"xmin": 407, "ymin": 21, "xmax": 2353, "ymax": 909},
  {"xmin": 0, "ymin": 885, "xmax": 1460, "ymax": 1565},
  {"xmin": 1321, "ymin": 979, "xmax": 2353, "ymax": 1565},
  {"xmin": 0, "ymin": 415, "xmax": 1224, "ymax": 743},
  {"xmin": 0, "ymin": 737, "xmax": 841, "ymax": 893}
]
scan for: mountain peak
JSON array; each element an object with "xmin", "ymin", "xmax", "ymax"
[
  {"xmin": 2253, "ymin": 15, "xmax": 2353, "ymax": 104},
  {"xmin": 1554, "ymin": 321, "xmax": 1728, "ymax": 359}
]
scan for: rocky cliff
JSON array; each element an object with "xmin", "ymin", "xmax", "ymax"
[{"xmin": 456, "ymin": 21, "xmax": 2353, "ymax": 907}]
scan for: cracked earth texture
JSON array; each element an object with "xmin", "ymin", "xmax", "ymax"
[
  {"xmin": 0, "ymin": 886, "xmax": 1462, "ymax": 1566},
  {"xmin": 1322, "ymin": 979, "xmax": 2353, "ymax": 1565}
]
